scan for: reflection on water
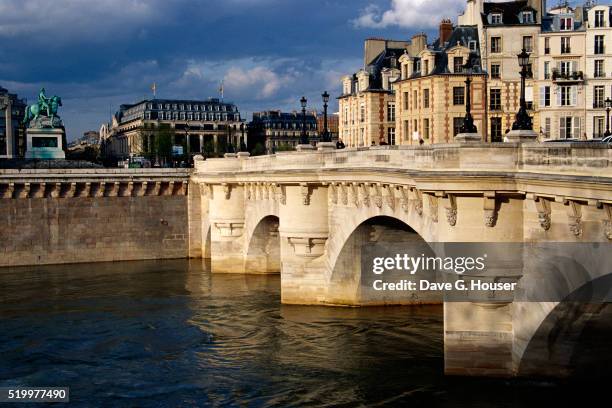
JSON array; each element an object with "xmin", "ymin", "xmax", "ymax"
[{"xmin": 0, "ymin": 260, "xmax": 593, "ymax": 407}]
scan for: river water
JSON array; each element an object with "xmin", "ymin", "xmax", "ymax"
[{"xmin": 0, "ymin": 259, "xmax": 595, "ymax": 407}]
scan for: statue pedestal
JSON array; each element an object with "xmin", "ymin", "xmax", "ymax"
[
  {"xmin": 455, "ymin": 133, "xmax": 482, "ymax": 143},
  {"xmin": 504, "ymin": 129, "xmax": 538, "ymax": 143},
  {"xmin": 317, "ymin": 142, "xmax": 336, "ymax": 151},
  {"xmin": 25, "ymin": 128, "xmax": 66, "ymax": 160},
  {"xmin": 296, "ymin": 144, "xmax": 315, "ymax": 152}
]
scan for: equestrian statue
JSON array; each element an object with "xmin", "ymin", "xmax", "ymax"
[{"xmin": 23, "ymin": 88, "xmax": 63, "ymax": 129}]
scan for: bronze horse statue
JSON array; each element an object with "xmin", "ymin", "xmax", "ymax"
[{"xmin": 23, "ymin": 95, "xmax": 62, "ymax": 125}]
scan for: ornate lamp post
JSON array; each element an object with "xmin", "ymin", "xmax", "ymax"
[
  {"xmin": 321, "ymin": 91, "xmax": 330, "ymax": 142},
  {"xmin": 512, "ymin": 48, "xmax": 533, "ymax": 131},
  {"xmin": 300, "ymin": 96, "xmax": 308, "ymax": 145},
  {"xmin": 605, "ymin": 98, "xmax": 612, "ymax": 137},
  {"xmin": 460, "ymin": 58, "xmax": 477, "ymax": 134}
]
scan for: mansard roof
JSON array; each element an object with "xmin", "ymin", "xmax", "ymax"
[{"xmin": 482, "ymin": 1, "xmax": 538, "ymax": 26}]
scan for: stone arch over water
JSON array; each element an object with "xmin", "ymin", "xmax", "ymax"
[
  {"xmin": 244, "ymin": 215, "xmax": 280, "ymax": 274},
  {"xmin": 325, "ymin": 215, "xmax": 442, "ymax": 306}
]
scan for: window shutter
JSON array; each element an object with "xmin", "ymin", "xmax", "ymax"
[
  {"xmin": 557, "ymin": 88, "xmax": 562, "ymax": 106},
  {"xmin": 560, "ymin": 118, "xmax": 566, "ymax": 139},
  {"xmin": 540, "ymin": 86, "xmax": 546, "ymax": 107},
  {"xmin": 573, "ymin": 117, "xmax": 581, "ymax": 139},
  {"xmin": 572, "ymin": 61, "xmax": 577, "ymax": 73},
  {"xmin": 571, "ymin": 86, "xmax": 577, "ymax": 106}
]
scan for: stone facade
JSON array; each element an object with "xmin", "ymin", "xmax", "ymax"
[{"xmin": 0, "ymin": 169, "xmax": 190, "ymax": 267}]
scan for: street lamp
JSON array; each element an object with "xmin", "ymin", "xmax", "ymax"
[
  {"xmin": 605, "ymin": 98, "xmax": 612, "ymax": 137},
  {"xmin": 300, "ymin": 96, "xmax": 308, "ymax": 145},
  {"xmin": 322, "ymin": 91, "xmax": 330, "ymax": 142},
  {"xmin": 512, "ymin": 48, "xmax": 533, "ymax": 131},
  {"xmin": 460, "ymin": 57, "xmax": 477, "ymax": 134}
]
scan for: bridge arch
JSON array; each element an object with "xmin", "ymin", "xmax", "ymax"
[
  {"xmin": 517, "ymin": 272, "xmax": 612, "ymax": 378},
  {"xmin": 243, "ymin": 214, "xmax": 280, "ymax": 274},
  {"xmin": 325, "ymin": 215, "xmax": 441, "ymax": 306}
]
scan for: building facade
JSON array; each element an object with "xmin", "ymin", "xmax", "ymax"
[
  {"xmin": 248, "ymin": 110, "xmax": 318, "ymax": 154},
  {"xmin": 395, "ymin": 23, "xmax": 488, "ymax": 144},
  {"xmin": 316, "ymin": 112, "xmax": 339, "ymax": 141},
  {"xmin": 104, "ymin": 98, "xmax": 244, "ymax": 161},
  {"xmin": 0, "ymin": 86, "xmax": 27, "ymax": 159},
  {"xmin": 339, "ymin": 37, "xmax": 427, "ymax": 147}
]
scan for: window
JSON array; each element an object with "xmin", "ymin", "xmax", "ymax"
[
  {"xmin": 490, "ymin": 89, "xmax": 502, "ymax": 110},
  {"xmin": 403, "ymin": 92, "xmax": 409, "ymax": 110},
  {"xmin": 469, "ymin": 41, "xmax": 477, "ymax": 51},
  {"xmin": 595, "ymin": 60, "xmax": 605, "ymax": 78},
  {"xmin": 540, "ymin": 86, "xmax": 551, "ymax": 107},
  {"xmin": 523, "ymin": 36, "xmax": 533, "ymax": 53},
  {"xmin": 544, "ymin": 61, "xmax": 551, "ymax": 79},
  {"xmin": 453, "ymin": 117, "xmax": 464, "ymax": 136},
  {"xmin": 414, "ymin": 90, "xmax": 418, "ymax": 109},
  {"xmin": 544, "ymin": 117, "xmax": 551, "ymax": 138},
  {"xmin": 387, "ymin": 102, "xmax": 395, "ymax": 122},
  {"xmin": 558, "ymin": 86, "xmax": 576, "ymax": 106},
  {"xmin": 594, "ymin": 116, "xmax": 605, "ymax": 138},
  {"xmin": 491, "ymin": 37, "xmax": 502, "ymax": 53},
  {"xmin": 453, "ymin": 87, "xmax": 465, "ymax": 105},
  {"xmin": 559, "ymin": 117, "xmax": 580, "ymax": 139},
  {"xmin": 595, "ymin": 35, "xmax": 605, "ymax": 54},
  {"xmin": 491, "ymin": 63, "xmax": 501, "ymax": 79},
  {"xmin": 454, "ymin": 57, "xmax": 464, "ymax": 73},
  {"xmin": 387, "ymin": 127, "xmax": 396, "ymax": 145},
  {"xmin": 520, "ymin": 11, "xmax": 533, "ymax": 24},
  {"xmin": 526, "ymin": 64, "xmax": 533, "ymax": 79},
  {"xmin": 360, "ymin": 103, "xmax": 365, "ymax": 122},
  {"xmin": 490, "ymin": 118, "xmax": 503, "ymax": 142},
  {"xmin": 423, "ymin": 89, "xmax": 430, "ymax": 108},
  {"xmin": 560, "ymin": 17, "xmax": 573, "ymax": 31},
  {"xmin": 491, "ymin": 13, "xmax": 502, "ymax": 24},
  {"xmin": 595, "ymin": 10, "xmax": 605, "ymax": 28},
  {"xmin": 424, "ymin": 60, "xmax": 429, "ymax": 74},
  {"xmin": 594, "ymin": 86, "xmax": 605, "ymax": 108},
  {"xmin": 545, "ymin": 37, "xmax": 550, "ymax": 54},
  {"xmin": 560, "ymin": 61, "xmax": 572, "ymax": 76},
  {"xmin": 561, "ymin": 37, "xmax": 571, "ymax": 54},
  {"xmin": 423, "ymin": 118, "xmax": 430, "ymax": 139}
]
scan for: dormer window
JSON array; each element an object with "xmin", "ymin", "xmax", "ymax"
[
  {"xmin": 469, "ymin": 40, "xmax": 477, "ymax": 51},
  {"xmin": 560, "ymin": 17, "xmax": 573, "ymax": 31},
  {"xmin": 490, "ymin": 13, "xmax": 503, "ymax": 24},
  {"xmin": 415, "ymin": 59, "xmax": 421, "ymax": 73},
  {"xmin": 520, "ymin": 11, "xmax": 534, "ymax": 24}
]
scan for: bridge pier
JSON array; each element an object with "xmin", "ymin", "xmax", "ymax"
[
  {"xmin": 209, "ymin": 183, "xmax": 246, "ymax": 273},
  {"xmin": 279, "ymin": 184, "xmax": 330, "ymax": 305}
]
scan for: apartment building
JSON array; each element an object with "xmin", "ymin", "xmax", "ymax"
[{"xmin": 339, "ymin": 37, "xmax": 427, "ymax": 147}]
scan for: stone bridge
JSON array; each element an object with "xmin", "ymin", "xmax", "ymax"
[{"xmin": 190, "ymin": 143, "xmax": 612, "ymax": 378}]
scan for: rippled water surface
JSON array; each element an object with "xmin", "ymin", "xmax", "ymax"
[{"xmin": 0, "ymin": 259, "xmax": 592, "ymax": 407}]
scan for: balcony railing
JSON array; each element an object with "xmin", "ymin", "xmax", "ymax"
[
  {"xmin": 594, "ymin": 72, "xmax": 607, "ymax": 78},
  {"xmin": 552, "ymin": 69, "xmax": 584, "ymax": 82}
]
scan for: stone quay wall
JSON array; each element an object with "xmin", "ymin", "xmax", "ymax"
[{"xmin": 0, "ymin": 169, "xmax": 190, "ymax": 267}]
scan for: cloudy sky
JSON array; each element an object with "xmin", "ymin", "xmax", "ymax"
[{"xmin": 0, "ymin": 0, "xmax": 573, "ymax": 140}]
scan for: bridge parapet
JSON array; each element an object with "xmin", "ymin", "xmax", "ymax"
[{"xmin": 196, "ymin": 144, "xmax": 612, "ymax": 176}]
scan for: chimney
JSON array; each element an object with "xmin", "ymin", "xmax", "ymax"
[{"xmin": 439, "ymin": 19, "xmax": 453, "ymax": 46}]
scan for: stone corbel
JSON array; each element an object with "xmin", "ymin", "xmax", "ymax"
[
  {"xmin": 32, "ymin": 183, "xmax": 46, "ymax": 199},
  {"xmin": 603, "ymin": 204, "xmax": 612, "ymax": 240},
  {"xmin": 564, "ymin": 199, "xmax": 582, "ymax": 237},
  {"xmin": 83, "ymin": 182, "xmax": 92, "ymax": 198},
  {"xmin": 96, "ymin": 182, "xmax": 106, "ymax": 198},
  {"xmin": 277, "ymin": 184, "xmax": 287, "ymax": 205},
  {"xmin": 397, "ymin": 186, "xmax": 408, "ymax": 213},
  {"xmin": 443, "ymin": 194, "xmax": 457, "ymax": 227},
  {"xmin": 214, "ymin": 222, "xmax": 245, "ymax": 238},
  {"xmin": 329, "ymin": 183, "xmax": 338, "ymax": 205},
  {"xmin": 3, "ymin": 183, "xmax": 15, "ymax": 199},
  {"xmin": 137, "ymin": 182, "xmax": 148, "ymax": 197},
  {"xmin": 106, "ymin": 182, "xmax": 119, "ymax": 197},
  {"xmin": 222, "ymin": 183, "xmax": 232, "ymax": 200},
  {"xmin": 287, "ymin": 236, "xmax": 328, "ymax": 258},
  {"xmin": 349, "ymin": 183, "xmax": 359, "ymax": 207},
  {"xmin": 427, "ymin": 194, "xmax": 439, "ymax": 223},
  {"xmin": 50, "ymin": 183, "xmax": 61, "ymax": 198},
  {"xmin": 150, "ymin": 182, "xmax": 161, "ymax": 197},
  {"xmin": 483, "ymin": 192, "xmax": 498, "ymax": 228},
  {"xmin": 384, "ymin": 184, "xmax": 395, "ymax": 210},
  {"xmin": 371, "ymin": 184, "xmax": 383, "ymax": 208},
  {"xmin": 125, "ymin": 182, "xmax": 135, "ymax": 197},
  {"xmin": 167, "ymin": 181, "xmax": 176, "ymax": 196},
  {"xmin": 199, "ymin": 183, "xmax": 209, "ymax": 198},
  {"xmin": 66, "ymin": 182, "xmax": 77, "ymax": 198},
  {"xmin": 17, "ymin": 183, "xmax": 30, "ymax": 199},
  {"xmin": 340, "ymin": 183, "xmax": 349, "ymax": 206},
  {"xmin": 528, "ymin": 194, "xmax": 551, "ymax": 231},
  {"xmin": 300, "ymin": 183, "xmax": 311, "ymax": 206},
  {"xmin": 409, "ymin": 188, "xmax": 423, "ymax": 216}
]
